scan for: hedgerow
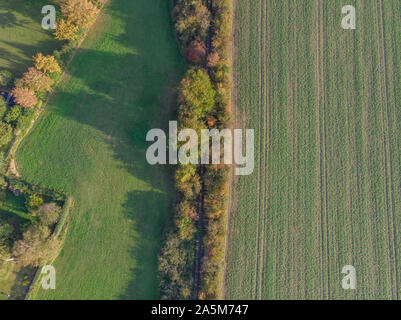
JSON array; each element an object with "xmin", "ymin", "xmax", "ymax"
[{"xmin": 159, "ymin": 0, "xmax": 232, "ymax": 300}]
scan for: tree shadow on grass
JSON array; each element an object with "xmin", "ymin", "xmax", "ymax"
[
  {"xmin": 0, "ymin": 0, "xmax": 60, "ymax": 75},
  {"xmin": 0, "ymin": 39, "xmax": 58, "ymax": 76},
  {"xmin": 118, "ymin": 188, "xmax": 176, "ymax": 299}
]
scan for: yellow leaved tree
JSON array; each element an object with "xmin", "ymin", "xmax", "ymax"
[{"xmin": 33, "ymin": 53, "xmax": 62, "ymax": 74}]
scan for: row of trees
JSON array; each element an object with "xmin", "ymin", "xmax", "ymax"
[
  {"xmin": 199, "ymin": 0, "xmax": 233, "ymax": 300},
  {"xmin": 159, "ymin": 0, "xmax": 233, "ymax": 299},
  {"xmin": 159, "ymin": 69, "xmax": 216, "ymax": 299},
  {"xmin": 9, "ymin": 0, "xmax": 101, "ymax": 107}
]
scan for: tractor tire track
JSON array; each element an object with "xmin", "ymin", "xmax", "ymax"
[
  {"xmin": 375, "ymin": 0, "xmax": 398, "ymax": 299},
  {"xmin": 254, "ymin": 0, "xmax": 265, "ymax": 300},
  {"xmin": 315, "ymin": 0, "xmax": 329, "ymax": 299},
  {"xmin": 259, "ymin": 0, "xmax": 271, "ymax": 300}
]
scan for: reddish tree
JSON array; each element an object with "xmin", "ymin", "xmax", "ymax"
[
  {"xmin": 186, "ymin": 40, "xmax": 207, "ymax": 65},
  {"xmin": 20, "ymin": 67, "xmax": 52, "ymax": 92},
  {"xmin": 11, "ymin": 87, "xmax": 38, "ymax": 108}
]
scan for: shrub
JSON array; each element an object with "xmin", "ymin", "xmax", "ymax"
[
  {"xmin": 54, "ymin": 18, "xmax": 79, "ymax": 40},
  {"xmin": 178, "ymin": 69, "xmax": 215, "ymax": 119},
  {"xmin": 0, "ymin": 70, "xmax": 13, "ymax": 89},
  {"xmin": 4, "ymin": 105, "xmax": 23, "ymax": 123},
  {"xmin": 33, "ymin": 53, "xmax": 61, "ymax": 74},
  {"xmin": 10, "ymin": 87, "xmax": 38, "ymax": 108},
  {"xmin": 186, "ymin": 40, "xmax": 207, "ymax": 65},
  {"xmin": 158, "ymin": 232, "xmax": 195, "ymax": 299},
  {"xmin": 173, "ymin": 0, "xmax": 211, "ymax": 47},
  {"xmin": 0, "ymin": 98, "xmax": 7, "ymax": 119},
  {"xmin": 20, "ymin": 67, "xmax": 53, "ymax": 93},
  {"xmin": 0, "ymin": 176, "xmax": 8, "ymax": 190},
  {"xmin": 12, "ymin": 225, "xmax": 62, "ymax": 267},
  {"xmin": 0, "ymin": 123, "xmax": 13, "ymax": 147},
  {"xmin": 60, "ymin": 0, "xmax": 99, "ymax": 28},
  {"xmin": 207, "ymin": 52, "xmax": 220, "ymax": 68},
  {"xmin": 26, "ymin": 194, "xmax": 44, "ymax": 209},
  {"xmin": 16, "ymin": 108, "xmax": 35, "ymax": 131},
  {"xmin": 177, "ymin": 217, "xmax": 196, "ymax": 241},
  {"xmin": 0, "ymin": 219, "xmax": 14, "ymax": 260},
  {"xmin": 36, "ymin": 203, "xmax": 62, "ymax": 227}
]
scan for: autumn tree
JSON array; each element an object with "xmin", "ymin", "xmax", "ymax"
[
  {"xmin": 178, "ymin": 69, "xmax": 216, "ymax": 119},
  {"xmin": 207, "ymin": 52, "xmax": 220, "ymax": 68},
  {"xmin": 33, "ymin": 53, "xmax": 61, "ymax": 74},
  {"xmin": 54, "ymin": 18, "xmax": 79, "ymax": 40},
  {"xmin": 36, "ymin": 203, "xmax": 62, "ymax": 227},
  {"xmin": 186, "ymin": 40, "xmax": 207, "ymax": 65},
  {"xmin": 173, "ymin": 0, "xmax": 211, "ymax": 47},
  {"xmin": 20, "ymin": 67, "xmax": 52, "ymax": 93},
  {"xmin": 12, "ymin": 225, "xmax": 62, "ymax": 267},
  {"xmin": 10, "ymin": 87, "xmax": 38, "ymax": 108},
  {"xmin": 60, "ymin": 0, "xmax": 99, "ymax": 28}
]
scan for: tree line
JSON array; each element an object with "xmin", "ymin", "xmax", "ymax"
[{"xmin": 159, "ymin": 0, "xmax": 232, "ymax": 299}]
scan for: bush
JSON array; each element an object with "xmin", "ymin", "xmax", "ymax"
[
  {"xmin": 33, "ymin": 53, "xmax": 61, "ymax": 74},
  {"xmin": 12, "ymin": 224, "xmax": 62, "ymax": 267},
  {"xmin": 173, "ymin": 0, "xmax": 211, "ymax": 47},
  {"xmin": 26, "ymin": 194, "xmax": 44, "ymax": 209},
  {"xmin": 10, "ymin": 87, "xmax": 38, "ymax": 108},
  {"xmin": 60, "ymin": 0, "xmax": 100, "ymax": 28},
  {"xmin": 0, "ymin": 176, "xmax": 8, "ymax": 190},
  {"xmin": 37, "ymin": 203, "xmax": 62, "ymax": 227},
  {"xmin": 0, "ymin": 98, "xmax": 7, "ymax": 119},
  {"xmin": 186, "ymin": 40, "xmax": 207, "ymax": 65},
  {"xmin": 54, "ymin": 18, "xmax": 79, "ymax": 41},
  {"xmin": 178, "ymin": 69, "xmax": 215, "ymax": 119},
  {"xmin": 19, "ymin": 67, "xmax": 53, "ymax": 93},
  {"xmin": 0, "ymin": 219, "xmax": 15, "ymax": 260},
  {"xmin": 4, "ymin": 105, "xmax": 23, "ymax": 124},
  {"xmin": 0, "ymin": 123, "xmax": 13, "ymax": 147},
  {"xmin": 16, "ymin": 108, "xmax": 35, "ymax": 131},
  {"xmin": 0, "ymin": 70, "xmax": 13, "ymax": 89}
]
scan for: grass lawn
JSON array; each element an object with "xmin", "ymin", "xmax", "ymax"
[
  {"xmin": 0, "ymin": 0, "xmax": 60, "ymax": 76},
  {"xmin": 15, "ymin": 0, "xmax": 184, "ymax": 299}
]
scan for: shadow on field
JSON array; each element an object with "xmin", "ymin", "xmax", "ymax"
[
  {"xmin": 0, "ymin": 40, "xmax": 55, "ymax": 75},
  {"xmin": 28, "ymin": 0, "xmax": 184, "ymax": 298},
  {"xmin": 0, "ymin": 0, "xmax": 59, "ymax": 75}
]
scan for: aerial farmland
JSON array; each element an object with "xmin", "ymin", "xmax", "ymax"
[
  {"xmin": 0, "ymin": 0, "xmax": 400, "ymax": 304},
  {"xmin": 225, "ymin": 0, "xmax": 400, "ymax": 299}
]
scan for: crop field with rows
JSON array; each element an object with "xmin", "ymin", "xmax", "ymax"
[{"xmin": 225, "ymin": 0, "xmax": 400, "ymax": 299}]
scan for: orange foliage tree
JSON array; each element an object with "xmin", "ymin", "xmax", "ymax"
[
  {"xmin": 20, "ymin": 67, "xmax": 52, "ymax": 92},
  {"xmin": 60, "ymin": 0, "xmax": 99, "ymax": 28},
  {"xmin": 11, "ymin": 87, "xmax": 38, "ymax": 108}
]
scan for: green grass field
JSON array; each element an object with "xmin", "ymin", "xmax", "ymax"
[
  {"xmin": 226, "ymin": 0, "xmax": 401, "ymax": 299},
  {"xmin": 0, "ymin": 0, "xmax": 59, "ymax": 75},
  {"xmin": 15, "ymin": 0, "xmax": 184, "ymax": 299}
]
